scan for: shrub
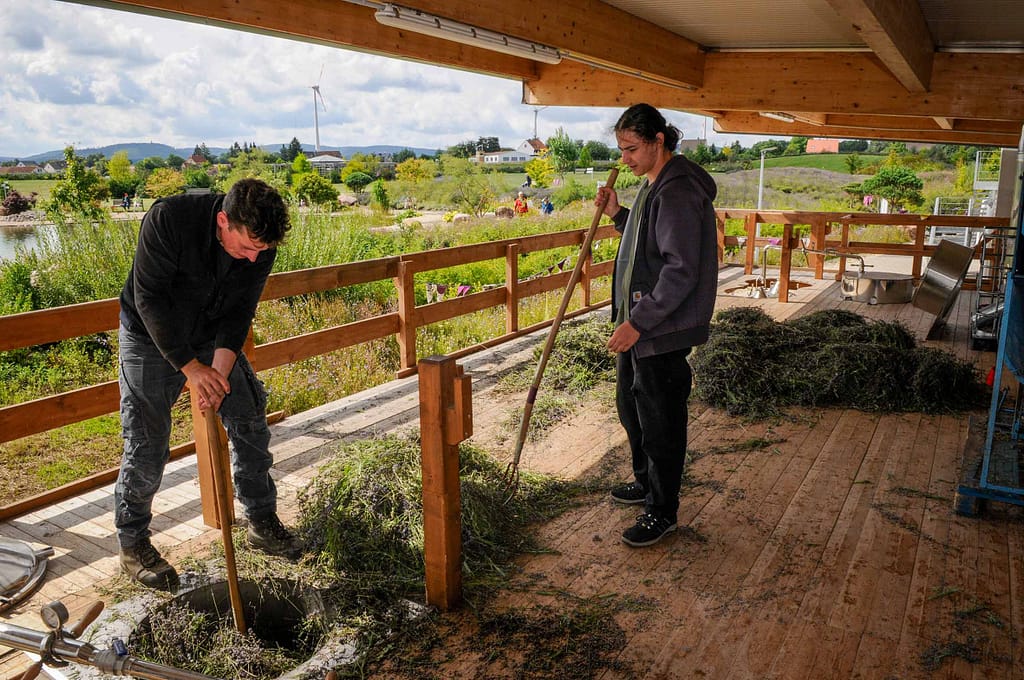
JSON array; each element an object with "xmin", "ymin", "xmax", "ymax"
[{"xmin": 2, "ymin": 189, "xmax": 35, "ymax": 215}]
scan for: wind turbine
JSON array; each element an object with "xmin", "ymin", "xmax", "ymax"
[{"xmin": 311, "ymin": 66, "xmax": 327, "ymax": 154}]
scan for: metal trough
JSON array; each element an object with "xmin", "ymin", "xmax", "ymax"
[{"xmin": 841, "ymin": 271, "xmax": 915, "ymax": 304}]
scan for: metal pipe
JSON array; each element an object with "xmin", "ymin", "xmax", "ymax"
[
  {"xmin": 800, "ymin": 244, "xmax": 866, "ymax": 274},
  {"xmin": 0, "ymin": 618, "xmax": 220, "ymax": 680}
]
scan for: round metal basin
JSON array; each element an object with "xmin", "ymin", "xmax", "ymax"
[{"xmin": 841, "ymin": 272, "xmax": 914, "ymax": 305}]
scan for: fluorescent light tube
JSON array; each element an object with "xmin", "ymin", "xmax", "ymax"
[
  {"xmin": 759, "ymin": 112, "xmax": 796, "ymax": 123},
  {"xmin": 374, "ymin": 4, "xmax": 563, "ymax": 65}
]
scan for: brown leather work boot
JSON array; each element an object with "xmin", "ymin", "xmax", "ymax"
[
  {"xmin": 247, "ymin": 513, "xmax": 303, "ymax": 560},
  {"xmin": 119, "ymin": 538, "xmax": 180, "ymax": 591}
]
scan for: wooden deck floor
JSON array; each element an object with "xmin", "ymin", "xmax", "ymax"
[{"xmin": 2, "ymin": 264, "xmax": 1022, "ymax": 679}]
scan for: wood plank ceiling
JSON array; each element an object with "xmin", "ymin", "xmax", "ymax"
[{"xmin": 68, "ymin": 0, "xmax": 1024, "ymax": 146}]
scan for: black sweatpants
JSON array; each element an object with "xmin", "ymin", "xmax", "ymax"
[{"xmin": 616, "ymin": 347, "xmax": 692, "ymax": 522}]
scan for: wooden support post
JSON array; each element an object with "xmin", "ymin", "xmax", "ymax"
[
  {"xmin": 395, "ymin": 259, "xmax": 417, "ymax": 371},
  {"xmin": 190, "ymin": 387, "xmax": 233, "ymax": 528},
  {"xmin": 580, "ymin": 239, "xmax": 593, "ymax": 308},
  {"xmin": 715, "ymin": 213, "xmax": 726, "ymax": 264},
  {"xmin": 779, "ymin": 223, "xmax": 794, "ymax": 303},
  {"xmin": 912, "ymin": 221, "xmax": 927, "ymax": 279},
  {"xmin": 810, "ymin": 216, "xmax": 827, "ymax": 279},
  {"xmin": 505, "ymin": 244, "xmax": 519, "ymax": 335},
  {"xmin": 837, "ymin": 219, "xmax": 851, "ymax": 280},
  {"xmin": 418, "ymin": 355, "xmax": 472, "ymax": 611},
  {"xmin": 744, "ymin": 213, "xmax": 758, "ymax": 275}
]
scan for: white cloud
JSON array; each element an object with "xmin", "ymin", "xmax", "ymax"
[{"xmin": 0, "ymin": 0, "xmax": 758, "ymax": 159}]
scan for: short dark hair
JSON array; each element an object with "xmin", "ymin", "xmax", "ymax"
[
  {"xmin": 614, "ymin": 103, "xmax": 681, "ymax": 152},
  {"xmin": 222, "ymin": 178, "xmax": 290, "ymax": 246}
]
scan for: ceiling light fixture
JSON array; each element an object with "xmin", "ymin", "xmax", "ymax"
[
  {"xmin": 759, "ymin": 111, "xmax": 796, "ymax": 123},
  {"xmin": 374, "ymin": 3, "xmax": 563, "ymax": 65}
]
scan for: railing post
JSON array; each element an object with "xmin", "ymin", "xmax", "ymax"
[
  {"xmin": 912, "ymin": 219, "xmax": 927, "ymax": 279},
  {"xmin": 190, "ymin": 386, "xmax": 233, "ymax": 528},
  {"xmin": 810, "ymin": 216, "xmax": 827, "ymax": 279},
  {"xmin": 837, "ymin": 218, "xmax": 851, "ymax": 280},
  {"xmin": 744, "ymin": 213, "xmax": 758, "ymax": 275},
  {"xmin": 395, "ymin": 259, "xmax": 417, "ymax": 371},
  {"xmin": 779, "ymin": 223, "xmax": 794, "ymax": 303},
  {"xmin": 505, "ymin": 244, "xmax": 519, "ymax": 334},
  {"xmin": 418, "ymin": 355, "xmax": 473, "ymax": 611},
  {"xmin": 715, "ymin": 213, "xmax": 726, "ymax": 264},
  {"xmin": 580, "ymin": 239, "xmax": 593, "ymax": 308}
]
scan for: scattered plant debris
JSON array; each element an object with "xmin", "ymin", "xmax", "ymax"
[
  {"xmin": 692, "ymin": 307, "xmax": 987, "ymax": 419},
  {"xmin": 355, "ymin": 593, "xmax": 647, "ymax": 679},
  {"xmin": 297, "ymin": 432, "xmax": 583, "ymax": 594},
  {"xmin": 498, "ymin": 316, "xmax": 616, "ymax": 439},
  {"xmin": 131, "ymin": 601, "xmax": 314, "ymax": 679}
]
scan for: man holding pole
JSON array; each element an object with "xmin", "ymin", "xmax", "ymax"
[{"xmin": 115, "ymin": 179, "xmax": 300, "ymax": 590}]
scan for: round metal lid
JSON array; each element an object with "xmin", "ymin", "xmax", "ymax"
[{"xmin": 0, "ymin": 536, "xmax": 53, "ymax": 613}]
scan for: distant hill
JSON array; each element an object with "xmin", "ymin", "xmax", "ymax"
[{"xmin": 1, "ymin": 142, "xmax": 441, "ymax": 164}]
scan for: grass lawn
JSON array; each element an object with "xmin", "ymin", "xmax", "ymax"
[
  {"xmin": 765, "ymin": 153, "xmax": 884, "ymax": 172},
  {"xmin": 2, "ymin": 177, "xmax": 59, "ymax": 202}
]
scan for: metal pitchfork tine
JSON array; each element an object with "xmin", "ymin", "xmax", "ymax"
[{"xmin": 502, "ymin": 168, "xmax": 619, "ymax": 502}]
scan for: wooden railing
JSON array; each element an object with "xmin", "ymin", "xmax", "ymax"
[
  {"xmin": 0, "ymin": 224, "xmax": 619, "ymax": 447},
  {"xmin": 0, "ymin": 209, "xmax": 1008, "ymax": 515},
  {"xmin": 717, "ymin": 210, "xmax": 1010, "ymax": 302}
]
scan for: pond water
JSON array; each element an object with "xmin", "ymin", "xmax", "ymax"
[{"xmin": 0, "ymin": 223, "xmax": 54, "ymax": 261}]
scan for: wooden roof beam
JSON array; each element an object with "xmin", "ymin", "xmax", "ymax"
[
  {"xmin": 395, "ymin": 0, "xmax": 705, "ymax": 89},
  {"xmin": 713, "ymin": 110, "xmax": 1020, "ymax": 146},
  {"xmin": 525, "ymin": 52, "xmax": 1024, "ymax": 123},
  {"xmin": 823, "ymin": 0, "xmax": 934, "ymax": 92},
  {"xmin": 64, "ymin": 0, "xmax": 540, "ymax": 80}
]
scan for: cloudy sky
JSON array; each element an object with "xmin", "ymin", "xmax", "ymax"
[{"xmin": 1, "ymin": 0, "xmax": 744, "ymax": 159}]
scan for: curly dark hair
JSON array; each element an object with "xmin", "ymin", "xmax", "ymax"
[
  {"xmin": 221, "ymin": 178, "xmax": 291, "ymax": 246},
  {"xmin": 614, "ymin": 103, "xmax": 681, "ymax": 152}
]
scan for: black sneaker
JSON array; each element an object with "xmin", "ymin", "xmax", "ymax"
[
  {"xmin": 610, "ymin": 481, "xmax": 647, "ymax": 505},
  {"xmin": 247, "ymin": 514, "xmax": 303, "ymax": 559},
  {"xmin": 621, "ymin": 513, "xmax": 677, "ymax": 547},
  {"xmin": 120, "ymin": 539, "xmax": 180, "ymax": 591}
]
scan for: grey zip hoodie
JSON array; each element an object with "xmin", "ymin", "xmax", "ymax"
[{"xmin": 610, "ymin": 154, "xmax": 719, "ymax": 357}]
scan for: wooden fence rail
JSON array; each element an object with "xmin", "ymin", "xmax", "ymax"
[{"xmin": 0, "ymin": 209, "xmax": 1007, "ymax": 449}]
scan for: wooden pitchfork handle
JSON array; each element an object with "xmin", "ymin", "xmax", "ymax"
[
  {"xmin": 201, "ymin": 406, "xmax": 248, "ymax": 635},
  {"xmin": 503, "ymin": 168, "xmax": 619, "ymax": 497}
]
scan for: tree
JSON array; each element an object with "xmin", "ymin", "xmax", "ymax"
[
  {"xmin": 2, "ymin": 189, "xmax": 35, "ymax": 215},
  {"xmin": 524, "ymin": 153, "xmax": 556, "ymax": 188},
  {"xmin": 136, "ymin": 156, "xmax": 168, "ymax": 172},
  {"xmin": 291, "ymin": 153, "xmax": 312, "ymax": 175},
  {"xmin": 107, "ymin": 150, "xmax": 138, "ymax": 199},
  {"xmin": 844, "ymin": 152, "xmax": 863, "ymax": 175},
  {"xmin": 280, "ymin": 137, "xmax": 304, "ymax": 162},
  {"xmin": 783, "ymin": 136, "xmax": 808, "ymax": 155},
  {"xmin": 860, "ymin": 166, "xmax": 924, "ymax": 211},
  {"xmin": 193, "ymin": 143, "xmax": 214, "ymax": 163},
  {"xmin": 396, "ymin": 157, "xmax": 436, "ymax": 182},
  {"xmin": 546, "ymin": 127, "xmax": 579, "ymax": 176},
  {"xmin": 349, "ymin": 152, "xmax": 379, "ymax": 178},
  {"xmin": 183, "ymin": 165, "xmax": 213, "ymax": 189},
  {"xmin": 145, "ymin": 168, "xmax": 186, "ymax": 198},
  {"xmin": 839, "ymin": 139, "xmax": 869, "ymax": 153},
  {"xmin": 393, "ymin": 148, "xmax": 416, "ymax": 164},
  {"xmin": 341, "ymin": 157, "xmax": 371, "ymax": 183},
  {"xmin": 295, "ymin": 172, "xmax": 339, "ymax": 207},
  {"xmin": 344, "ymin": 171, "xmax": 374, "ymax": 194},
  {"xmin": 166, "ymin": 154, "xmax": 186, "ymax": 170},
  {"xmin": 439, "ymin": 154, "xmax": 494, "ymax": 216},
  {"xmin": 371, "ymin": 179, "xmax": 390, "ymax": 213},
  {"xmin": 578, "ymin": 146, "xmax": 593, "ymax": 168},
  {"xmin": 45, "ymin": 147, "xmax": 110, "ymax": 223},
  {"xmin": 582, "ymin": 140, "xmax": 612, "ymax": 161}
]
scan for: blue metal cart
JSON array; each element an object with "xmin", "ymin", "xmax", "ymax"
[{"xmin": 956, "ymin": 137, "xmax": 1024, "ymax": 515}]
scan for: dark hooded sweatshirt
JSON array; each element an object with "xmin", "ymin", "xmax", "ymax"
[
  {"xmin": 610, "ymin": 154, "xmax": 719, "ymax": 357},
  {"xmin": 118, "ymin": 192, "xmax": 276, "ymax": 371}
]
